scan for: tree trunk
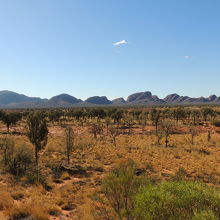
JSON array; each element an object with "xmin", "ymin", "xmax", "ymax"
[
  {"xmin": 191, "ymin": 135, "xmax": 194, "ymax": 145},
  {"xmin": 106, "ymin": 125, "xmax": 109, "ymax": 136},
  {"xmin": 35, "ymin": 147, "xmax": 38, "ymax": 166},
  {"xmin": 193, "ymin": 116, "xmax": 196, "ymax": 125},
  {"xmin": 165, "ymin": 136, "xmax": 168, "ymax": 147},
  {"xmin": 113, "ymin": 136, "xmax": 116, "ymax": 147},
  {"xmin": 4, "ymin": 149, "xmax": 7, "ymax": 165},
  {"xmin": 67, "ymin": 152, "xmax": 70, "ymax": 165}
]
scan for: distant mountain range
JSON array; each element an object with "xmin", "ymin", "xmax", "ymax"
[{"xmin": 0, "ymin": 90, "xmax": 220, "ymax": 108}]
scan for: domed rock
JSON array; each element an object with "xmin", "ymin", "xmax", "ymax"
[{"xmin": 85, "ymin": 96, "xmax": 112, "ymax": 105}]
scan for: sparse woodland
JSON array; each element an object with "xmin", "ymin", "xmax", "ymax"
[{"xmin": 1, "ymin": 106, "xmax": 220, "ymax": 219}]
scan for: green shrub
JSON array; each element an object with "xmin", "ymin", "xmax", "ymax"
[
  {"xmin": 101, "ymin": 159, "xmax": 149, "ymax": 220},
  {"xmin": 134, "ymin": 180, "xmax": 220, "ymax": 220},
  {"xmin": 192, "ymin": 210, "xmax": 218, "ymax": 220}
]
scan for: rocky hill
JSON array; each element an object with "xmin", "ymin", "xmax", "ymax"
[
  {"xmin": 0, "ymin": 90, "xmax": 47, "ymax": 107},
  {"xmin": 0, "ymin": 90, "xmax": 220, "ymax": 108},
  {"xmin": 85, "ymin": 96, "xmax": 112, "ymax": 105},
  {"xmin": 49, "ymin": 94, "xmax": 82, "ymax": 105}
]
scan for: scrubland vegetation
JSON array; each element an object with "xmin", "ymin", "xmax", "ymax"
[{"xmin": 0, "ymin": 106, "xmax": 220, "ymax": 219}]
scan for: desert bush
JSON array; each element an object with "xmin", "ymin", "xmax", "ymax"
[
  {"xmin": 89, "ymin": 122, "xmax": 103, "ymax": 138},
  {"xmin": 47, "ymin": 205, "xmax": 61, "ymax": 216},
  {"xmin": 144, "ymin": 162, "xmax": 155, "ymax": 172},
  {"xmin": 134, "ymin": 180, "xmax": 220, "ymax": 220},
  {"xmin": 109, "ymin": 125, "xmax": 119, "ymax": 146},
  {"xmin": 192, "ymin": 210, "xmax": 218, "ymax": 220},
  {"xmin": 26, "ymin": 169, "xmax": 47, "ymax": 186},
  {"xmin": 8, "ymin": 204, "xmax": 49, "ymax": 220},
  {"xmin": 5, "ymin": 144, "xmax": 34, "ymax": 176},
  {"xmin": 49, "ymin": 163, "xmax": 63, "ymax": 179},
  {"xmin": 98, "ymin": 159, "xmax": 149, "ymax": 220},
  {"xmin": 59, "ymin": 202, "xmax": 76, "ymax": 211},
  {"xmin": 172, "ymin": 167, "xmax": 187, "ymax": 181},
  {"xmin": 8, "ymin": 206, "xmax": 30, "ymax": 220},
  {"xmin": 11, "ymin": 190, "xmax": 25, "ymax": 200},
  {"xmin": 61, "ymin": 172, "xmax": 71, "ymax": 180},
  {"xmin": 0, "ymin": 137, "xmax": 15, "ymax": 165},
  {"xmin": 0, "ymin": 191, "xmax": 13, "ymax": 211}
]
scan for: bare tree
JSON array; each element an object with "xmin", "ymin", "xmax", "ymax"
[{"xmin": 65, "ymin": 126, "xmax": 74, "ymax": 165}]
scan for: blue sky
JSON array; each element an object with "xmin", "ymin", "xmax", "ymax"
[{"xmin": 0, "ymin": 0, "xmax": 220, "ymax": 100}]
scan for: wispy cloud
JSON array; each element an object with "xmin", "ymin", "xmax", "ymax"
[
  {"xmin": 184, "ymin": 55, "xmax": 190, "ymax": 59},
  {"xmin": 113, "ymin": 40, "xmax": 128, "ymax": 46}
]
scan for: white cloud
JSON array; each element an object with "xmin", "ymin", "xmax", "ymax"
[
  {"xmin": 113, "ymin": 40, "xmax": 128, "ymax": 46},
  {"xmin": 184, "ymin": 55, "xmax": 190, "ymax": 59}
]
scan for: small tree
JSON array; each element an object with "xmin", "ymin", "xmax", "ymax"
[
  {"xmin": 159, "ymin": 120, "xmax": 174, "ymax": 147},
  {"xmin": 89, "ymin": 122, "xmax": 103, "ymax": 138},
  {"xmin": 109, "ymin": 126, "xmax": 119, "ymax": 147},
  {"xmin": 27, "ymin": 112, "xmax": 48, "ymax": 166},
  {"xmin": 172, "ymin": 107, "xmax": 186, "ymax": 125},
  {"xmin": 189, "ymin": 127, "xmax": 198, "ymax": 145},
  {"xmin": 150, "ymin": 109, "xmax": 161, "ymax": 131},
  {"xmin": 111, "ymin": 110, "xmax": 124, "ymax": 127},
  {"xmin": 0, "ymin": 112, "xmax": 22, "ymax": 132},
  {"xmin": 191, "ymin": 109, "xmax": 201, "ymax": 125},
  {"xmin": 104, "ymin": 117, "xmax": 111, "ymax": 136},
  {"xmin": 140, "ymin": 114, "xmax": 147, "ymax": 133},
  {"xmin": 65, "ymin": 126, "xmax": 74, "ymax": 165},
  {"xmin": 155, "ymin": 131, "xmax": 163, "ymax": 146},
  {"xmin": 201, "ymin": 108, "xmax": 215, "ymax": 121},
  {"xmin": 123, "ymin": 117, "xmax": 134, "ymax": 135},
  {"xmin": 48, "ymin": 109, "xmax": 62, "ymax": 124}
]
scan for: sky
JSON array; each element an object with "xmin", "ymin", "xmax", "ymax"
[{"xmin": 0, "ymin": 0, "xmax": 220, "ymax": 100}]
